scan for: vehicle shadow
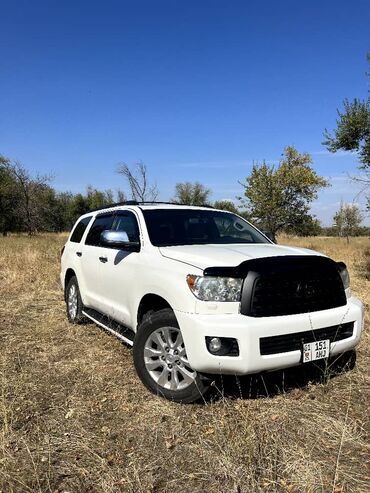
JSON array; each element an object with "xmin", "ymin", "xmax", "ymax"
[{"xmin": 206, "ymin": 350, "xmax": 356, "ymax": 401}]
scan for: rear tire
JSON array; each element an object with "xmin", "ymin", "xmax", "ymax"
[
  {"xmin": 133, "ymin": 308, "xmax": 210, "ymax": 403},
  {"xmin": 65, "ymin": 276, "xmax": 85, "ymax": 324}
]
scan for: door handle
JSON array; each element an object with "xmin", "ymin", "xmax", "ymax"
[
  {"xmin": 99, "ymin": 256, "xmax": 108, "ymax": 263},
  {"xmin": 76, "ymin": 251, "xmax": 82, "ymax": 257}
]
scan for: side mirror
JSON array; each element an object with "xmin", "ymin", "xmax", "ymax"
[{"xmin": 100, "ymin": 230, "xmax": 140, "ymax": 249}]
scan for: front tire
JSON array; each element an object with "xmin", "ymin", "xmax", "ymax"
[
  {"xmin": 133, "ymin": 308, "xmax": 210, "ymax": 403},
  {"xmin": 65, "ymin": 276, "xmax": 85, "ymax": 324}
]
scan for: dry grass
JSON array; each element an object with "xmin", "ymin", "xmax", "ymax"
[{"xmin": 0, "ymin": 233, "xmax": 369, "ymax": 493}]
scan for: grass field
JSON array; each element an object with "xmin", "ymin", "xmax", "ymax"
[{"xmin": 0, "ymin": 234, "xmax": 369, "ymax": 493}]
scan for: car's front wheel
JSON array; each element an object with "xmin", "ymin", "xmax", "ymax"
[{"xmin": 133, "ymin": 308, "xmax": 210, "ymax": 403}]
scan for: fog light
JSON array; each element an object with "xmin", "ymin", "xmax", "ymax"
[
  {"xmin": 209, "ymin": 337, "xmax": 222, "ymax": 353},
  {"xmin": 205, "ymin": 336, "xmax": 239, "ymax": 356}
]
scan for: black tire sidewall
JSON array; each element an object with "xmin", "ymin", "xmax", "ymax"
[{"xmin": 133, "ymin": 308, "xmax": 209, "ymax": 403}]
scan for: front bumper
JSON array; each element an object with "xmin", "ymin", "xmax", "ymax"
[{"xmin": 175, "ymin": 296, "xmax": 364, "ymax": 375}]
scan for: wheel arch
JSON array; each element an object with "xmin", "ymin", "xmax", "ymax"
[{"xmin": 137, "ymin": 293, "xmax": 173, "ymax": 326}]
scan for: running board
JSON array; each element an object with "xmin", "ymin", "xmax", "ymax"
[{"xmin": 82, "ymin": 307, "xmax": 135, "ymax": 346}]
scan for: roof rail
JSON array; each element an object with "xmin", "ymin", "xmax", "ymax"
[
  {"xmin": 137, "ymin": 201, "xmax": 214, "ymax": 208},
  {"xmin": 88, "ymin": 200, "xmax": 214, "ymax": 212}
]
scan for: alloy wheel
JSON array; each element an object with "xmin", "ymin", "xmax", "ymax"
[
  {"xmin": 144, "ymin": 327, "xmax": 196, "ymax": 391},
  {"xmin": 67, "ymin": 284, "xmax": 78, "ymax": 320}
]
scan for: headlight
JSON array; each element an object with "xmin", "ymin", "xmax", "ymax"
[
  {"xmin": 186, "ymin": 275, "xmax": 243, "ymax": 302},
  {"xmin": 337, "ymin": 262, "xmax": 350, "ymax": 290}
]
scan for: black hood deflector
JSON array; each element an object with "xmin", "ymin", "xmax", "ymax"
[{"xmin": 203, "ymin": 255, "xmax": 339, "ymax": 278}]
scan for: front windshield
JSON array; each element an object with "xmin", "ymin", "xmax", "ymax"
[{"xmin": 142, "ymin": 209, "xmax": 270, "ymax": 247}]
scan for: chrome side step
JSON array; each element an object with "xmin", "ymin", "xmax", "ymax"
[{"xmin": 82, "ymin": 307, "xmax": 135, "ymax": 346}]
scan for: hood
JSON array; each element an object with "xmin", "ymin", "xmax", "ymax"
[{"xmin": 159, "ymin": 243, "xmax": 324, "ymax": 270}]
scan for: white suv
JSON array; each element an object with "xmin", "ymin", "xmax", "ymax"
[{"xmin": 60, "ymin": 202, "xmax": 364, "ymax": 402}]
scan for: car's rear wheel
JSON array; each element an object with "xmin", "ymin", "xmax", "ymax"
[
  {"xmin": 65, "ymin": 276, "xmax": 85, "ymax": 324},
  {"xmin": 133, "ymin": 308, "xmax": 210, "ymax": 403}
]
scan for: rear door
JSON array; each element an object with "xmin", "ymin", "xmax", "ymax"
[{"xmin": 63, "ymin": 215, "xmax": 93, "ymax": 297}]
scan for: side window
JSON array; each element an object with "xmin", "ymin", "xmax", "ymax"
[
  {"xmin": 70, "ymin": 216, "xmax": 92, "ymax": 243},
  {"xmin": 112, "ymin": 212, "xmax": 140, "ymax": 242},
  {"xmin": 85, "ymin": 214, "xmax": 114, "ymax": 246}
]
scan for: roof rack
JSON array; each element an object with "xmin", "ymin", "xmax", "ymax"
[
  {"xmin": 138, "ymin": 201, "xmax": 214, "ymax": 208},
  {"xmin": 89, "ymin": 201, "xmax": 214, "ymax": 212}
]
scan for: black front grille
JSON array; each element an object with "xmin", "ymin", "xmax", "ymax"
[
  {"xmin": 260, "ymin": 321, "xmax": 354, "ymax": 355},
  {"xmin": 250, "ymin": 274, "xmax": 344, "ymax": 317},
  {"xmin": 239, "ymin": 256, "xmax": 347, "ymax": 317}
]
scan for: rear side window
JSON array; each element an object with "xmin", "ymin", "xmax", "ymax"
[
  {"xmin": 70, "ymin": 216, "xmax": 92, "ymax": 243},
  {"xmin": 85, "ymin": 214, "xmax": 114, "ymax": 246}
]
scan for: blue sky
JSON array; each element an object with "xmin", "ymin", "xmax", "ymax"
[{"xmin": 1, "ymin": 0, "xmax": 369, "ymax": 225}]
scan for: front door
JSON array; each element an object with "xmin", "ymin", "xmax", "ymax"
[
  {"xmin": 97, "ymin": 210, "xmax": 142, "ymax": 328},
  {"xmin": 79, "ymin": 212, "xmax": 114, "ymax": 311}
]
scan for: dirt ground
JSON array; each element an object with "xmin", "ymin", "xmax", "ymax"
[{"xmin": 0, "ymin": 234, "xmax": 369, "ymax": 493}]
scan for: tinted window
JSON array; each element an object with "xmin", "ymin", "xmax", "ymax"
[
  {"xmin": 143, "ymin": 209, "xmax": 269, "ymax": 247},
  {"xmin": 112, "ymin": 212, "xmax": 140, "ymax": 242},
  {"xmin": 85, "ymin": 214, "xmax": 114, "ymax": 246},
  {"xmin": 70, "ymin": 216, "xmax": 92, "ymax": 243}
]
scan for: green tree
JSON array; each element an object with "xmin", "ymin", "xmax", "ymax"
[
  {"xmin": 69, "ymin": 193, "xmax": 89, "ymax": 223},
  {"xmin": 323, "ymin": 98, "xmax": 370, "ymax": 168},
  {"xmin": 40, "ymin": 190, "xmax": 76, "ymax": 232},
  {"xmin": 323, "ymin": 54, "xmax": 370, "ymax": 208},
  {"xmin": 292, "ymin": 216, "xmax": 322, "ymax": 237},
  {"xmin": 86, "ymin": 185, "xmax": 115, "ymax": 210},
  {"xmin": 238, "ymin": 146, "xmax": 329, "ymax": 237},
  {"xmin": 213, "ymin": 200, "xmax": 239, "ymax": 213},
  {"xmin": 55, "ymin": 192, "xmax": 77, "ymax": 230},
  {"xmin": 0, "ymin": 155, "xmax": 21, "ymax": 235},
  {"xmin": 333, "ymin": 202, "xmax": 363, "ymax": 242},
  {"xmin": 61, "ymin": 187, "xmax": 126, "ymax": 230},
  {"xmin": 172, "ymin": 182, "xmax": 211, "ymax": 205}
]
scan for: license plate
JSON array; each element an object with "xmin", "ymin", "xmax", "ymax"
[{"xmin": 303, "ymin": 339, "xmax": 330, "ymax": 363}]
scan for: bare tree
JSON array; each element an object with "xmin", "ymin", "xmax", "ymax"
[
  {"xmin": 116, "ymin": 189, "xmax": 126, "ymax": 203},
  {"xmin": 116, "ymin": 161, "xmax": 158, "ymax": 202},
  {"xmin": 1, "ymin": 160, "xmax": 52, "ymax": 235}
]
